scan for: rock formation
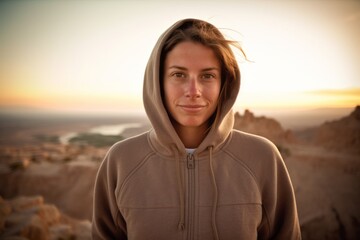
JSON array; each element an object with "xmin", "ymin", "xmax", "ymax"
[
  {"xmin": 0, "ymin": 195, "xmax": 91, "ymax": 240},
  {"xmin": 0, "ymin": 143, "xmax": 104, "ymax": 221},
  {"xmin": 312, "ymin": 105, "xmax": 360, "ymax": 154},
  {"xmin": 233, "ymin": 109, "xmax": 296, "ymax": 145}
]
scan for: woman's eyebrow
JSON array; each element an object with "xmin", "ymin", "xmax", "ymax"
[
  {"xmin": 168, "ymin": 66, "xmax": 187, "ymax": 70},
  {"xmin": 168, "ymin": 66, "xmax": 219, "ymax": 72},
  {"xmin": 201, "ymin": 67, "xmax": 219, "ymax": 72}
]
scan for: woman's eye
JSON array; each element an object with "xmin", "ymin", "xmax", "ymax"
[
  {"xmin": 202, "ymin": 73, "xmax": 215, "ymax": 79},
  {"xmin": 173, "ymin": 72, "xmax": 186, "ymax": 78}
]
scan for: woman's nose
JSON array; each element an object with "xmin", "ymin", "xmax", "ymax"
[{"xmin": 186, "ymin": 78, "xmax": 201, "ymax": 98}]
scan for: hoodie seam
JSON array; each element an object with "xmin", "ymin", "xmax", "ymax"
[
  {"xmin": 222, "ymin": 149, "xmax": 262, "ymax": 200},
  {"xmin": 115, "ymin": 210, "xmax": 124, "ymax": 233},
  {"xmin": 197, "ymin": 203, "xmax": 262, "ymax": 207},
  {"xmin": 261, "ymin": 204, "xmax": 272, "ymax": 238},
  {"xmin": 223, "ymin": 149, "xmax": 271, "ymax": 236},
  {"xmin": 119, "ymin": 206, "xmax": 179, "ymax": 210},
  {"xmin": 117, "ymin": 151, "xmax": 156, "ymax": 202}
]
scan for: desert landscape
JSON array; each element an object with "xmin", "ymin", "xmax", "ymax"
[{"xmin": 0, "ymin": 106, "xmax": 359, "ymax": 240}]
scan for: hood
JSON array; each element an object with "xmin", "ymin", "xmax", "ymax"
[{"xmin": 143, "ymin": 18, "xmax": 240, "ymax": 156}]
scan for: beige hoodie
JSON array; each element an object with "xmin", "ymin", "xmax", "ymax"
[{"xmin": 92, "ymin": 18, "xmax": 301, "ymax": 240}]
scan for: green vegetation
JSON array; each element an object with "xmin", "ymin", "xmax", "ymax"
[
  {"xmin": 69, "ymin": 133, "xmax": 123, "ymax": 147},
  {"xmin": 33, "ymin": 134, "xmax": 60, "ymax": 143}
]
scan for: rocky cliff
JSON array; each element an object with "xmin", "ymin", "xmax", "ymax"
[
  {"xmin": 312, "ymin": 105, "xmax": 360, "ymax": 154},
  {"xmin": 0, "ymin": 195, "xmax": 91, "ymax": 240},
  {"xmin": 233, "ymin": 109, "xmax": 296, "ymax": 145},
  {"xmin": 0, "ymin": 143, "xmax": 104, "ymax": 222}
]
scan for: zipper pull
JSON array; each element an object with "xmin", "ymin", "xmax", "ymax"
[{"xmin": 187, "ymin": 154, "xmax": 195, "ymax": 169}]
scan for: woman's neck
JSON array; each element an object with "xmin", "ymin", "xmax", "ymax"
[{"xmin": 174, "ymin": 124, "xmax": 209, "ymax": 148}]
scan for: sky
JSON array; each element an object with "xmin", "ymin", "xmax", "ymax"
[{"xmin": 0, "ymin": 0, "xmax": 359, "ymax": 115}]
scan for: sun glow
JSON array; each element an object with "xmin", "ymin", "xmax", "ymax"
[
  {"xmin": 0, "ymin": 1, "xmax": 359, "ymax": 114},
  {"xmin": 236, "ymin": 88, "xmax": 360, "ymax": 110}
]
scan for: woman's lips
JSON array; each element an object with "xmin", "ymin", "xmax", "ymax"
[{"xmin": 178, "ymin": 104, "xmax": 205, "ymax": 113}]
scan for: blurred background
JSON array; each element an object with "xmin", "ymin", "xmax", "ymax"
[{"xmin": 0, "ymin": 1, "xmax": 359, "ymax": 239}]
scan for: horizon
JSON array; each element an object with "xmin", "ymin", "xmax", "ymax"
[
  {"xmin": 0, "ymin": 103, "xmax": 356, "ymax": 131},
  {"xmin": 0, "ymin": 1, "xmax": 360, "ymax": 112}
]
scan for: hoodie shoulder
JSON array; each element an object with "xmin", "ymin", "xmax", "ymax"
[
  {"xmin": 106, "ymin": 131, "xmax": 153, "ymax": 163},
  {"xmin": 228, "ymin": 129, "xmax": 279, "ymax": 156},
  {"xmin": 226, "ymin": 131, "xmax": 300, "ymax": 239},
  {"xmin": 109, "ymin": 131, "xmax": 151, "ymax": 152},
  {"xmin": 225, "ymin": 129, "xmax": 283, "ymax": 182},
  {"xmin": 99, "ymin": 132, "xmax": 154, "ymax": 183}
]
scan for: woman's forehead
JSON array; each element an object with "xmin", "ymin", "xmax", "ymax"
[{"xmin": 164, "ymin": 41, "xmax": 221, "ymax": 70}]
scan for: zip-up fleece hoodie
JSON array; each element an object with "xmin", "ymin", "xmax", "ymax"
[{"xmin": 92, "ymin": 18, "xmax": 301, "ymax": 240}]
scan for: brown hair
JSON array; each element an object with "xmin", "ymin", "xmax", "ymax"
[{"xmin": 160, "ymin": 19, "xmax": 245, "ymax": 123}]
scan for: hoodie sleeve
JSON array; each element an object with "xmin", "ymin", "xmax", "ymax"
[
  {"xmin": 92, "ymin": 152, "xmax": 127, "ymax": 240},
  {"xmin": 258, "ymin": 144, "xmax": 301, "ymax": 240}
]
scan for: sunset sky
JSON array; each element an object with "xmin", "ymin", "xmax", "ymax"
[{"xmin": 0, "ymin": 0, "xmax": 359, "ymax": 115}]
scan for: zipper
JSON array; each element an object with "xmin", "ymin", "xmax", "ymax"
[
  {"xmin": 187, "ymin": 153, "xmax": 195, "ymax": 169},
  {"xmin": 187, "ymin": 153, "xmax": 195, "ymax": 240}
]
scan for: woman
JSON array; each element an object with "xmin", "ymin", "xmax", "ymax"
[{"xmin": 92, "ymin": 18, "xmax": 301, "ymax": 239}]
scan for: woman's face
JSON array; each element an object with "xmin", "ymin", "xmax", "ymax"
[{"xmin": 163, "ymin": 41, "xmax": 221, "ymax": 132}]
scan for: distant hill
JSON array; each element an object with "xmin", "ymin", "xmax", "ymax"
[
  {"xmin": 233, "ymin": 109, "xmax": 296, "ymax": 145},
  {"xmin": 248, "ymin": 107, "xmax": 355, "ymax": 130},
  {"xmin": 312, "ymin": 105, "xmax": 360, "ymax": 154}
]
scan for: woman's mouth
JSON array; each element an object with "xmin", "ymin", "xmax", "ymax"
[{"xmin": 178, "ymin": 104, "xmax": 205, "ymax": 113}]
